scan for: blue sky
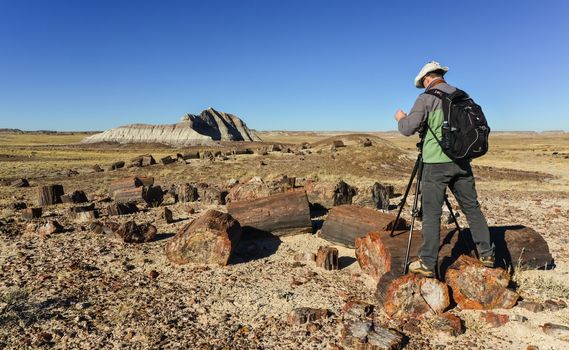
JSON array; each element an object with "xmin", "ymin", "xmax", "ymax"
[{"xmin": 0, "ymin": 0, "xmax": 568, "ymax": 131}]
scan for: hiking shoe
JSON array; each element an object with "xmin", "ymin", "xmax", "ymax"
[
  {"xmin": 480, "ymin": 255, "xmax": 495, "ymax": 268},
  {"xmin": 408, "ymin": 259, "xmax": 434, "ymax": 278}
]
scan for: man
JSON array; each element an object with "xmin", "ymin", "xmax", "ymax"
[{"xmin": 394, "ymin": 61, "xmax": 494, "ymax": 277}]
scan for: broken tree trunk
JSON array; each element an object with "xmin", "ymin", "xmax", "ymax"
[
  {"xmin": 37, "ymin": 185, "xmax": 64, "ymax": 206},
  {"xmin": 319, "ymin": 205, "xmax": 405, "ymax": 247},
  {"xmin": 227, "ymin": 190, "xmax": 312, "ymax": 236}
]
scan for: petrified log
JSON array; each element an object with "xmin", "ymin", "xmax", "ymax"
[
  {"xmin": 319, "ymin": 205, "xmax": 404, "ymax": 247},
  {"xmin": 226, "ymin": 176, "xmax": 295, "ymax": 203},
  {"xmin": 136, "ymin": 176, "xmax": 154, "ymax": 187},
  {"xmin": 445, "ymin": 255, "xmax": 519, "ymax": 310},
  {"xmin": 114, "ymin": 187, "xmax": 144, "ymax": 203},
  {"xmin": 383, "ymin": 274, "xmax": 449, "ymax": 319},
  {"xmin": 71, "ymin": 211, "xmax": 98, "ymax": 222},
  {"xmin": 21, "ymin": 207, "xmax": 42, "ymax": 220},
  {"xmin": 109, "ymin": 161, "xmax": 125, "ymax": 170},
  {"xmin": 165, "ymin": 209, "xmax": 242, "ymax": 266},
  {"xmin": 61, "ymin": 190, "xmax": 88, "ymax": 204},
  {"xmin": 287, "ymin": 308, "xmax": 330, "ymax": 325},
  {"xmin": 227, "ymin": 190, "xmax": 312, "ymax": 236},
  {"xmin": 353, "ymin": 182, "xmax": 394, "ymax": 210},
  {"xmin": 68, "ymin": 203, "xmax": 95, "ymax": 214},
  {"xmin": 114, "ymin": 221, "xmax": 157, "ymax": 243},
  {"xmin": 162, "ymin": 207, "xmax": 173, "ymax": 223},
  {"xmin": 108, "ymin": 177, "xmax": 142, "ymax": 196},
  {"xmin": 199, "ymin": 185, "xmax": 227, "ymax": 205},
  {"xmin": 37, "ymin": 185, "xmax": 64, "ymax": 206},
  {"xmin": 11, "ymin": 178, "xmax": 29, "ymax": 188},
  {"xmin": 107, "ymin": 202, "xmax": 139, "ymax": 216},
  {"xmin": 341, "ymin": 320, "xmax": 403, "ymax": 350},
  {"xmin": 316, "ymin": 246, "xmax": 339, "ymax": 270},
  {"xmin": 160, "ymin": 155, "xmax": 175, "ymax": 165},
  {"xmin": 341, "ymin": 300, "xmax": 375, "ymax": 319},
  {"xmin": 144, "ymin": 186, "xmax": 164, "ymax": 206},
  {"xmin": 177, "ymin": 183, "xmax": 199, "ymax": 202},
  {"xmin": 431, "ymin": 313, "xmax": 464, "ymax": 337},
  {"xmin": 180, "ymin": 151, "xmax": 200, "ymax": 160},
  {"xmin": 130, "ymin": 154, "xmax": 156, "ymax": 167},
  {"xmin": 305, "ymin": 180, "xmax": 357, "ymax": 208},
  {"xmin": 37, "ymin": 219, "xmax": 64, "ymax": 238}
]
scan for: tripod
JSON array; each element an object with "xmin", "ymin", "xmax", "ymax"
[{"xmin": 390, "ymin": 141, "xmax": 462, "ymax": 275}]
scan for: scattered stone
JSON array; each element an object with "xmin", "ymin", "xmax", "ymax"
[
  {"xmin": 362, "ymin": 138, "xmax": 372, "ymax": 147},
  {"xmin": 332, "ymin": 140, "xmax": 345, "ymax": 148},
  {"xmin": 287, "ymin": 308, "xmax": 330, "ymax": 325},
  {"xmin": 162, "ymin": 207, "xmax": 174, "ymax": 224},
  {"xmin": 305, "ymin": 180, "xmax": 357, "ymax": 209},
  {"xmin": 11, "ymin": 178, "xmax": 29, "ymax": 187},
  {"xmin": 543, "ymin": 299, "xmax": 567, "ymax": 311},
  {"xmin": 430, "ymin": 312, "xmax": 464, "ymax": 337},
  {"xmin": 147, "ymin": 270, "xmax": 159, "ymax": 279},
  {"xmin": 483, "ymin": 311, "xmax": 510, "ymax": 327},
  {"xmin": 383, "ymin": 273, "xmax": 449, "ymax": 319},
  {"xmin": 11, "ymin": 201, "xmax": 27, "ymax": 210},
  {"xmin": 114, "ymin": 221, "xmax": 157, "ymax": 243},
  {"xmin": 518, "ymin": 300, "xmax": 544, "ymax": 313},
  {"xmin": 21, "ymin": 207, "xmax": 42, "ymax": 220},
  {"xmin": 109, "ymin": 161, "xmax": 125, "ymax": 170},
  {"xmin": 131, "ymin": 154, "xmax": 156, "ymax": 167},
  {"xmin": 355, "ymin": 232, "xmax": 391, "ymax": 281},
  {"xmin": 160, "ymin": 155, "xmax": 175, "ymax": 165},
  {"xmin": 37, "ymin": 219, "xmax": 64, "ymax": 238},
  {"xmin": 541, "ymin": 323, "xmax": 569, "ymax": 341},
  {"xmin": 340, "ymin": 320, "xmax": 403, "ymax": 350},
  {"xmin": 445, "ymin": 255, "xmax": 519, "ymax": 310},
  {"xmin": 341, "ymin": 300, "xmax": 374, "ymax": 319},
  {"xmin": 165, "ymin": 210, "xmax": 242, "ymax": 266},
  {"xmin": 69, "ymin": 206, "xmax": 98, "ymax": 222},
  {"xmin": 354, "ymin": 182, "xmax": 394, "ymax": 210},
  {"xmin": 89, "ymin": 221, "xmax": 118, "ymax": 235},
  {"xmin": 510, "ymin": 314, "xmax": 528, "ymax": 322},
  {"xmin": 316, "ymin": 246, "xmax": 339, "ymax": 270},
  {"xmin": 37, "ymin": 184, "xmax": 64, "ymax": 206},
  {"xmin": 526, "ymin": 346, "xmax": 539, "ymax": 350}
]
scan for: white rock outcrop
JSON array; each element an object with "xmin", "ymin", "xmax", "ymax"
[{"xmin": 82, "ymin": 108, "xmax": 261, "ymax": 146}]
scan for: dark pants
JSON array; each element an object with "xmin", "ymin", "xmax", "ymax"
[{"xmin": 420, "ymin": 161, "xmax": 494, "ymax": 269}]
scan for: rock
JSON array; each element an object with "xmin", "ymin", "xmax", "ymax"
[
  {"xmin": 11, "ymin": 178, "xmax": 29, "ymax": 187},
  {"xmin": 362, "ymin": 138, "xmax": 372, "ymax": 147},
  {"xmin": 37, "ymin": 184, "xmax": 64, "ymax": 206},
  {"xmin": 162, "ymin": 207, "xmax": 174, "ymax": 224},
  {"xmin": 316, "ymin": 246, "xmax": 339, "ymax": 270},
  {"xmin": 197, "ymin": 184, "xmax": 227, "ymax": 205},
  {"xmin": 541, "ymin": 323, "xmax": 569, "ymax": 341},
  {"xmin": 106, "ymin": 202, "xmax": 139, "ymax": 216},
  {"xmin": 287, "ymin": 308, "xmax": 330, "ymax": 325},
  {"xmin": 21, "ymin": 207, "xmax": 42, "ymax": 220},
  {"xmin": 226, "ymin": 176, "xmax": 291, "ymax": 203},
  {"xmin": 341, "ymin": 300, "xmax": 374, "ymax": 319},
  {"xmin": 518, "ymin": 300, "xmax": 544, "ymax": 313},
  {"xmin": 147, "ymin": 270, "xmax": 159, "ymax": 279},
  {"xmin": 70, "ymin": 207, "xmax": 98, "ymax": 222},
  {"xmin": 430, "ymin": 313, "xmax": 464, "ymax": 337},
  {"xmin": 445, "ymin": 255, "xmax": 519, "ymax": 310},
  {"xmin": 482, "ymin": 311, "xmax": 509, "ymax": 327},
  {"xmin": 114, "ymin": 221, "xmax": 157, "ymax": 243},
  {"xmin": 383, "ymin": 274, "xmax": 449, "ymax": 320},
  {"xmin": 130, "ymin": 154, "xmax": 156, "ymax": 167},
  {"xmin": 165, "ymin": 209, "xmax": 242, "ymax": 266},
  {"xmin": 340, "ymin": 320, "xmax": 403, "ymax": 350},
  {"xmin": 355, "ymin": 232, "xmax": 391, "ymax": 281},
  {"xmin": 89, "ymin": 221, "xmax": 118, "ymax": 235},
  {"xmin": 332, "ymin": 140, "xmax": 345, "ymax": 148},
  {"xmin": 160, "ymin": 155, "xmax": 175, "ymax": 165},
  {"xmin": 11, "ymin": 202, "xmax": 27, "ymax": 210},
  {"xmin": 37, "ymin": 219, "xmax": 63, "ymax": 238},
  {"xmin": 81, "ymin": 108, "xmax": 261, "ymax": 146},
  {"xmin": 108, "ymin": 177, "xmax": 145, "ymax": 196}
]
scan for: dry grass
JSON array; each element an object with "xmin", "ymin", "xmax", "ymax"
[{"xmin": 513, "ymin": 270, "xmax": 569, "ymax": 300}]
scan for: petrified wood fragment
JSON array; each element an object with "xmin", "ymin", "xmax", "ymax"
[
  {"xmin": 316, "ymin": 246, "xmax": 339, "ymax": 270},
  {"xmin": 37, "ymin": 184, "xmax": 64, "ymax": 206},
  {"xmin": 383, "ymin": 274, "xmax": 449, "ymax": 319}
]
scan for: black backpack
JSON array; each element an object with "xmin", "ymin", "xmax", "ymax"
[{"xmin": 424, "ymin": 88, "xmax": 490, "ymax": 160}]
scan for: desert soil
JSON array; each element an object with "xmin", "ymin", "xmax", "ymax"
[{"xmin": 0, "ymin": 131, "xmax": 568, "ymax": 349}]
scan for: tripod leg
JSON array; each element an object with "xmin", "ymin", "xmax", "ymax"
[
  {"xmin": 444, "ymin": 195, "xmax": 461, "ymax": 232},
  {"xmin": 390, "ymin": 155, "xmax": 421, "ymax": 237},
  {"xmin": 403, "ymin": 160, "xmax": 423, "ymax": 274}
]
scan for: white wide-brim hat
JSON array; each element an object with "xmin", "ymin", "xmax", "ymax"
[{"xmin": 414, "ymin": 61, "xmax": 449, "ymax": 88}]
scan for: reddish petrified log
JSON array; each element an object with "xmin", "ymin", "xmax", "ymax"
[
  {"xmin": 227, "ymin": 190, "xmax": 312, "ymax": 236},
  {"xmin": 355, "ymin": 232, "xmax": 391, "ymax": 281},
  {"xmin": 383, "ymin": 273, "xmax": 449, "ymax": 320},
  {"xmin": 165, "ymin": 210, "xmax": 242, "ymax": 266},
  {"xmin": 315, "ymin": 246, "xmax": 339, "ymax": 270},
  {"xmin": 445, "ymin": 255, "xmax": 519, "ymax": 310}
]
